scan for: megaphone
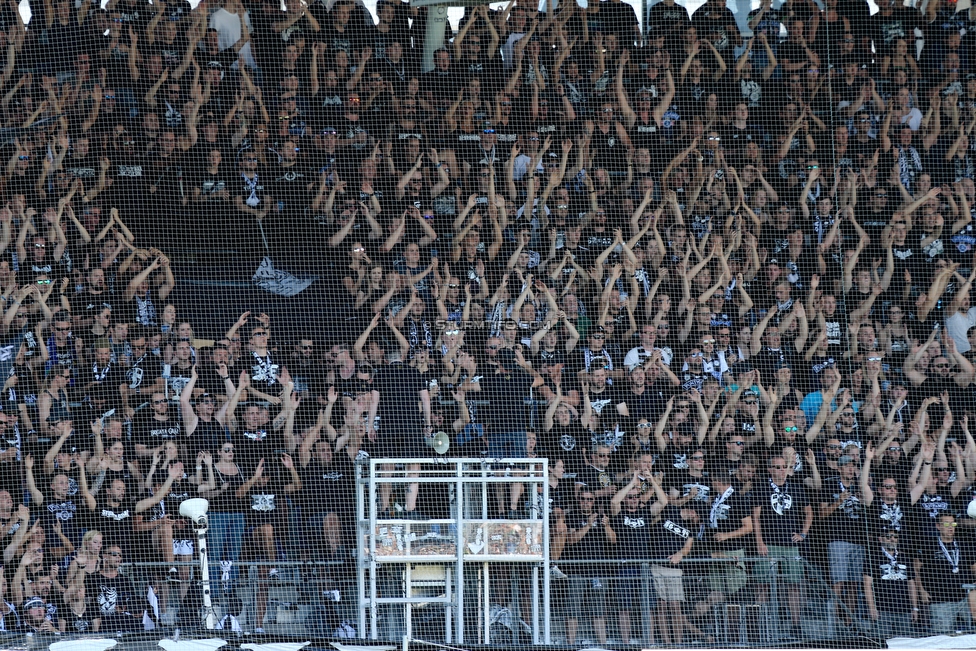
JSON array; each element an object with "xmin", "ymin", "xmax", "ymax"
[
  {"xmin": 179, "ymin": 498, "xmax": 210, "ymax": 527},
  {"xmin": 426, "ymin": 431, "xmax": 450, "ymax": 455}
]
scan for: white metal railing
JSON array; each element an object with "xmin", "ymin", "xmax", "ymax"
[{"xmin": 355, "ymin": 457, "xmax": 550, "ymax": 644}]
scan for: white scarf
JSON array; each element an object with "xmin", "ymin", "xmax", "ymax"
[
  {"xmin": 243, "ymin": 173, "xmax": 260, "ymax": 207},
  {"xmin": 939, "ymin": 538, "xmax": 960, "ymax": 573},
  {"xmin": 709, "ymin": 486, "xmax": 735, "ymax": 529}
]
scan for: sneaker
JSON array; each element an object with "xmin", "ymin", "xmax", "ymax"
[
  {"xmin": 168, "ymin": 567, "xmax": 181, "ymax": 582},
  {"xmin": 550, "ymin": 564, "xmax": 569, "ymax": 579},
  {"xmin": 253, "ymin": 627, "xmax": 265, "ymax": 634},
  {"xmin": 160, "ymin": 612, "xmax": 177, "ymax": 626},
  {"xmin": 268, "ymin": 568, "xmax": 279, "ymax": 579}
]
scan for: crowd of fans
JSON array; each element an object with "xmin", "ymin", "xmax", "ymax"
[{"xmin": 0, "ymin": 0, "xmax": 974, "ymax": 642}]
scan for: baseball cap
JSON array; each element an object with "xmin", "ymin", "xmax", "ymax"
[{"xmin": 24, "ymin": 596, "xmax": 46, "ymax": 610}]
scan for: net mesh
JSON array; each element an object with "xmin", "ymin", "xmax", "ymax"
[{"xmin": 0, "ymin": 0, "xmax": 974, "ymax": 643}]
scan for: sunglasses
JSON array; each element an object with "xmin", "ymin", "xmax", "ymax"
[{"xmin": 728, "ymin": 440, "xmax": 745, "ymax": 446}]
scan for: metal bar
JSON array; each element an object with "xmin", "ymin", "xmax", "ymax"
[
  {"xmin": 531, "ymin": 565, "xmax": 539, "ymax": 645},
  {"xmin": 455, "ymin": 462, "xmax": 465, "ymax": 643},
  {"xmin": 541, "ymin": 458, "xmax": 550, "ymax": 644},
  {"xmin": 445, "ymin": 566, "xmax": 452, "ymax": 644},
  {"xmin": 370, "ymin": 460, "xmax": 379, "ymax": 640},
  {"xmin": 405, "ymin": 564, "xmax": 412, "ymax": 642},
  {"xmin": 641, "ymin": 562, "xmax": 653, "ymax": 644},
  {"xmin": 370, "ymin": 597, "xmax": 455, "ymax": 605},
  {"xmin": 483, "ymin": 563, "xmax": 490, "ymax": 644},
  {"xmin": 358, "ymin": 462, "xmax": 367, "ymax": 639}
]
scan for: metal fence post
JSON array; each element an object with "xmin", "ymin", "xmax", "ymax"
[{"xmin": 640, "ymin": 562, "xmax": 653, "ymax": 645}]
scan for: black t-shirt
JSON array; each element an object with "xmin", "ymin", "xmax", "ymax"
[
  {"xmin": 191, "ymin": 163, "xmax": 235, "ymax": 209},
  {"xmin": 650, "ymin": 504, "xmax": 694, "ymax": 559},
  {"xmin": 703, "ymin": 486, "xmax": 751, "ymax": 552},
  {"xmin": 753, "ymin": 478, "xmax": 810, "ymax": 547},
  {"xmin": 867, "ymin": 499, "xmax": 909, "ymax": 540},
  {"xmin": 819, "ymin": 477, "xmax": 867, "ymax": 544},
  {"xmin": 866, "ymin": 546, "xmax": 915, "ymax": 613},
  {"xmin": 126, "ymin": 287, "xmax": 164, "ymax": 329},
  {"xmin": 913, "ymin": 490, "xmax": 954, "ymax": 544},
  {"xmin": 616, "ymin": 384, "xmax": 663, "ymax": 423},
  {"xmin": 34, "ymin": 489, "xmax": 82, "ymax": 545},
  {"xmin": 125, "ymin": 353, "xmax": 164, "ymax": 394},
  {"xmin": 86, "ymin": 571, "xmax": 136, "ymax": 621},
  {"xmin": 690, "ymin": 5, "xmax": 738, "ymax": 52},
  {"xmin": 610, "ymin": 505, "xmax": 656, "ymax": 560},
  {"xmin": 667, "ymin": 468, "xmax": 711, "ymax": 513},
  {"xmin": 80, "ymin": 360, "xmax": 126, "ymax": 407},
  {"xmin": 576, "ymin": 463, "xmax": 617, "ymax": 498},
  {"xmin": 232, "ymin": 426, "xmax": 277, "ymax": 476},
  {"xmin": 583, "ymin": 385, "xmax": 621, "ymax": 420},
  {"xmin": 188, "ymin": 418, "xmax": 227, "ymax": 457},
  {"xmin": 244, "ymin": 460, "xmax": 290, "ymax": 524},
  {"xmin": 90, "ymin": 497, "xmax": 136, "ymax": 551},
  {"xmin": 301, "ymin": 453, "xmax": 357, "ymax": 515},
  {"xmin": 646, "ymin": 1, "xmax": 691, "ymax": 39},
  {"xmin": 270, "ymin": 162, "xmax": 313, "ymax": 217},
  {"xmin": 478, "ymin": 368, "xmax": 534, "ymax": 432},
  {"xmin": 245, "ymin": 351, "xmax": 282, "ymax": 397},
  {"xmin": 540, "ymin": 422, "xmax": 587, "ymax": 478},
  {"xmin": 872, "ymin": 8, "xmax": 920, "ymax": 55},
  {"xmin": 131, "ymin": 412, "xmax": 182, "ymax": 451},
  {"xmin": 662, "ymin": 441, "xmax": 696, "ymax": 472},
  {"xmin": 918, "ymin": 538, "xmax": 974, "ymax": 603},
  {"xmin": 562, "ymin": 511, "xmax": 610, "ymax": 576},
  {"xmin": 373, "ymin": 362, "xmax": 426, "ymax": 430}
]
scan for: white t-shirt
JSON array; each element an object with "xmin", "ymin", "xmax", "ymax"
[
  {"xmin": 624, "ymin": 345, "xmax": 672, "ymax": 369},
  {"xmin": 209, "ymin": 7, "xmax": 257, "ymax": 70},
  {"xmin": 946, "ymin": 306, "xmax": 976, "ymax": 353}
]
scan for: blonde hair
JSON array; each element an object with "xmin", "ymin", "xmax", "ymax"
[{"xmin": 82, "ymin": 530, "xmax": 103, "ymax": 547}]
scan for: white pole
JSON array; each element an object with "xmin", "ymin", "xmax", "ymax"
[
  {"xmin": 422, "ymin": 4, "xmax": 449, "ymax": 72},
  {"xmin": 196, "ymin": 527, "xmax": 217, "ymax": 630}
]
